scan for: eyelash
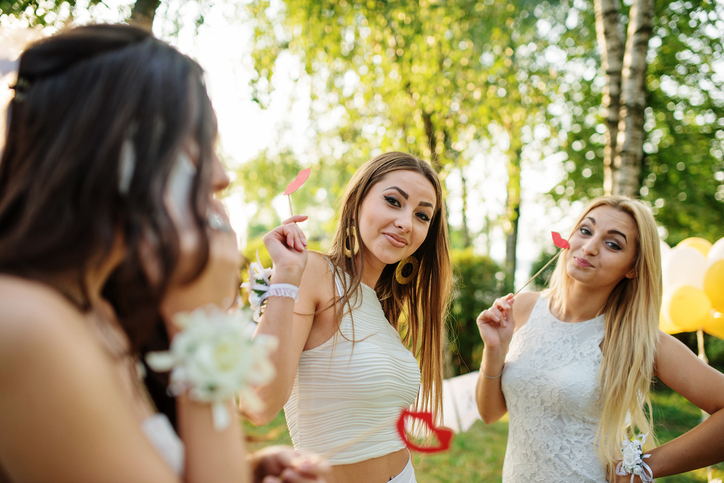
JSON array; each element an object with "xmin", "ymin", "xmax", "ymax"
[
  {"xmin": 579, "ymin": 226, "xmax": 622, "ymax": 250},
  {"xmin": 384, "ymin": 196, "xmax": 431, "ymax": 222},
  {"xmin": 384, "ymin": 195, "xmax": 400, "ymax": 207}
]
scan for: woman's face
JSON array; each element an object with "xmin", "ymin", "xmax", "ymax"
[
  {"xmin": 565, "ymin": 205, "xmax": 638, "ymax": 290},
  {"xmin": 357, "ymin": 169, "xmax": 436, "ymax": 268}
]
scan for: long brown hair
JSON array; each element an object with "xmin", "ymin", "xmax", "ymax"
[
  {"xmin": 326, "ymin": 152, "xmax": 453, "ymax": 419},
  {"xmin": 546, "ymin": 195, "xmax": 661, "ymax": 474},
  {"xmin": 0, "ymin": 24, "xmax": 218, "ymax": 352}
]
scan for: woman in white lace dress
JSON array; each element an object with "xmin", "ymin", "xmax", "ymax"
[{"xmin": 475, "ymin": 196, "xmax": 724, "ymax": 482}]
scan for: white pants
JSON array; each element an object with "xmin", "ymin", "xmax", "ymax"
[{"xmin": 389, "ymin": 453, "xmax": 416, "ymax": 483}]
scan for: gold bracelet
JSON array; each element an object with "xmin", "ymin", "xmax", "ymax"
[{"xmin": 483, "ymin": 365, "xmax": 504, "ymax": 379}]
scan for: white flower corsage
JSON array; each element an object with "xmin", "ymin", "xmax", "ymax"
[
  {"xmin": 146, "ymin": 307, "xmax": 278, "ymax": 431},
  {"xmin": 616, "ymin": 433, "xmax": 654, "ymax": 483},
  {"xmin": 242, "ymin": 250, "xmax": 299, "ymax": 321},
  {"xmin": 242, "ymin": 251, "xmax": 274, "ymax": 322}
]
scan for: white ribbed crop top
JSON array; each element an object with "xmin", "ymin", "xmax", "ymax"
[{"xmin": 283, "ymin": 265, "xmax": 421, "ymax": 465}]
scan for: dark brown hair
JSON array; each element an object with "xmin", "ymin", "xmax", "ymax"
[
  {"xmin": 0, "ymin": 24, "xmax": 217, "ymax": 352},
  {"xmin": 327, "ymin": 152, "xmax": 453, "ymax": 419}
]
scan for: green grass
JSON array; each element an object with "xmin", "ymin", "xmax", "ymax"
[{"xmin": 244, "ymin": 390, "xmax": 723, "ymax": 482}]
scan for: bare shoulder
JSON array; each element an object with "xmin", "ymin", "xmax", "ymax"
[
  {"xmin": 298, "ymin": 252, "xmax": 336, "ymax": 309},
  {"xmin": 655, "ymin": 331, "xmax": 694, "ymax": 363},
  {"xmin": 0, "ymin": 276, "xmax": 84, "ymax": 361},
  {"xmin": 511, "ymin": 291, "xmax": 541, "ymax": 329},
  {"xmin": 304, "ymin": 251, "xmax": 334, "ymax": 278}
]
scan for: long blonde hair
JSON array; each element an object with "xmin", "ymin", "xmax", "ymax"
[
  {"xmin": 326, "ymin": 152, "xmax": 453, "ymax": 419},
  {"xmin": 546, "ymin": 196, "xmax": 661, "ymax": 474}
]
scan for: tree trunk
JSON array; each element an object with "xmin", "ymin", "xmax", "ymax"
[
  {"xmin": 594, "ymin": 0, "xmax": 625, "ymax": 195},
  {"xmin": 504, "ymin": 139, "xmax": 522, "ymax": 292},
  {"xmin": 129, "ymin": 0, "xmax": 161, "ymax": 32},
  {"xmin": 460, "ymin": 168, "xmax": 472, "ymax": 248},
  {"xmin": 613, "ymin": 0, "xmax": 653, "ymax": 197},
  {"xmin": 423, "ymin": 112, "xmax": 441, "ymax": 172}
]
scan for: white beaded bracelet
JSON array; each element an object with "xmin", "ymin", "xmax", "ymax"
[
  {"xmin": 483, "ymin": 365, "xmax": 504, "ymax": 379},
  {"xmin": 260, "ymin": 283, "xmax": 299, "ymax": 303}
]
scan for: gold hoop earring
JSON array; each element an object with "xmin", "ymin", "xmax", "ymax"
[
  {"xmin": 395, "ymin": 256, "xmax": 419, "ymax": 285},
  {"xmin": 344, "ymin": 227, "xmax": 359, "ymax": 257}
]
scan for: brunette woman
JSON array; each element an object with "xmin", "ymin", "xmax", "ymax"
[{"xmin": 252, "ymin": 152, "xmax": 453, "ymax": 483}]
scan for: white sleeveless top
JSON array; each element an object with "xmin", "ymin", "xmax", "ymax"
[
  {"xmin": 142, "ymin": 413, "xmax": 185, "ymax": 476},
  {"xmin": 501, "ymin": 294, "xmax": 607, "ymax": 482},
  {"xmin": 284, "ymin": 266, "xmax": 421, "ymax": 465}
]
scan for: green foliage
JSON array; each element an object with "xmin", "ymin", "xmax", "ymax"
[
  {"xmin": 447, "ymin": 248, "xmax": 504, "ymax": 376},
  {"xmin": 234, "ymin": 148, "xmax": 353, "ymax": 225},
  {"xmin": 550, "ymin": 0, "xmax": 724, "ymax": 245},
  {"xmin": 0, "ymin": 0, "xmax": 101, "ymax": 26},
  {"xmin": 244, "ymin": 0, "xmax": 569, "ymax": 282}
]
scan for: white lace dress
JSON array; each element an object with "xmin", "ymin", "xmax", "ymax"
[{"xmin": 500, "ymin": 294, "xmax": 607, "ymax": 482}]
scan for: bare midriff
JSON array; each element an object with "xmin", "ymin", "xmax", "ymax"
[{"xmin": 329, "ymin": 448, "xmax": 409, "ymax": 483}]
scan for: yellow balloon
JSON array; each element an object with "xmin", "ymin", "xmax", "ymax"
[
  {"xmin": 703, "ymin": 311, "xmax": 724, "ymax": 340},
  {"xmin": 704, "ymin": 260, "xmax": 724, "ymax": 313},
  {"xmin": 664, "ymin": 285, "xmax": 712, "ymax": 331},
  {"xmin": 677, "ymin": 237, "xmax": 712, "ymax": 257},
  {"xmin": 659, "ymin": 310, "xmax": 684, "ymax": 335}
]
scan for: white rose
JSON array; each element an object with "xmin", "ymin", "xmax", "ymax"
[
  {"xmin": 621, "ymin": 442, "xmax": 637, "ymax": 468},
  {"xmin": 249, "ymin": 291, "xmax": 261, "ymax": 310},
  {"xmin": 146, "ymin": 307, "xmax": 278, "ymax": 430}
]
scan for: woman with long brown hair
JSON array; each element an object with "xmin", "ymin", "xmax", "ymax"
[
  {"xmin": 0, "ymin": 24, "xmax": 326, "ymax": 483},
  {"xmin": 475, "ymin": 195, "xmax": 724, "ymax": 482},
  {"xmin": 251, "ymin": 152, "xmax": 453, "ymax": 482}
]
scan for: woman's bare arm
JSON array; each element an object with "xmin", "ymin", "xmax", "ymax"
[
  {"xmin": 616, "ymin": 332, "xmax": 724, "ymax": 481},
  {"xmin": 475, "ymin": 291, "xmax": 538, "ymax": 424},
  {"xmin": 249, "ymin": 252, "xmax": 328, "ymax": 425}
]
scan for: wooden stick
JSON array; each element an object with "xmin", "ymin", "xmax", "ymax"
[
  {"xmin": 514, "ymin": 250, "xmax": 562, "ymax": 295},
  {"xmin": 287, "ymin": 195, "xmax": 294, "ymax": 216}
]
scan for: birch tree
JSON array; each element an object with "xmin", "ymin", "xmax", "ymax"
[
  {"xmin": 594, "ymin": 0, "xmax": 654, "ymax": 196},
  {"xmin": 614, "ymin": 0, "xmax": 655, "ymax": 197},
  {"xmin": 594, "ymin": 0, "xmax": 625, "ymax": 193},
  {"xmin": 554, "ymin": 0, "xmax": 724, "ymax": 244}
]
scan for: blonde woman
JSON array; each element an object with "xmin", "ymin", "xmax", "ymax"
[
  {"xmin": 475, "ymin": 195, "xmax": 724, "ymax": 482},
  {"xmin": 251, "ymin": 152, "xmax": 453, "ymax": 483}
]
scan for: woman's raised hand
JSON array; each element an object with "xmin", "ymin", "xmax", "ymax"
[
  {"xmin": 476, "ymin": 294, "xmax": 516, "ymax": 351},
  {"xmin": 262, "ymin": 215, "xmax": 309, "ymax": 287}
]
